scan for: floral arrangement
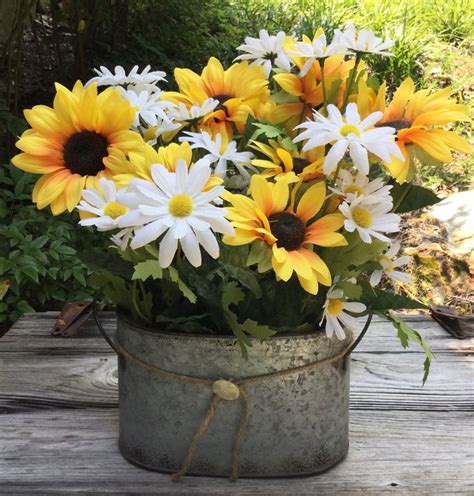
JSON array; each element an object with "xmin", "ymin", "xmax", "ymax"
[{"xmin": 12, "ymin": 25, "xmax": 470, "ymax": 379}]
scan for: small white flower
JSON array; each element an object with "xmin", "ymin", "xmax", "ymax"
[
  {"xmin": 293, "ymin": 103, "xmax": 403, "ymax": 175},
  {"xmin": 86, "ymin": 65, "xmax": 167, "ymax": 88},
  {"xmin": 77, "ymin": 179, "xmax": 139, "ymax": 232},
  {"xmin": 370, "ymin": 242, "xmax": 412, "ymax": 287},
  {"xmin": 140, "ymin": 119, "xmax": 182, "ymax": 146},
  {"xmin": 180, "ymin": 131, "xmax": 254, "ymax": 183},
  {"xmin": 234, "ymin": 29, "xmax": 292, "ymax": 78},
  {"xmin": 118, "ymin": 160, "xmax": 234, "ymax": 268},
  {"xmin": 339, "ymin": 195, "xmax": 400, "ymax": 244},
  {"xmin": 168, "ymin": 98, "xmax": 220, "ymax": 121},
  {"xmin": 320, "ymin": 288, "xmax": 366, "ymax": 340},
  {"xmin": 331, "ymin": 170, "xmax": 393, "ymax": 203},
  {"xmin": 110, "ymin": 228, "xmax": 135, "ymax": 251},
  {"xmin": 333, "ymin": 25, "xmax": 394, "ymax": 56},
  {"xmin": 120, "ymin": 88, "xmax": 176, "ymax": 129},
  {"xmin": 290, "ymin": 33, "xmax": 344, "ymax": 77}
]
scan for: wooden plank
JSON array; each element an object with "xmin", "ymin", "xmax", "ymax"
[
  {"xmin": 0, "ymin": 351, "xmax": 472, "ymax": 412},
  {"xmin": 1, "ymin": 409, "xmax": 472, "ymax": 494},
  {"xmin": 2, "ymin": 312, "xmax": 473, "ymax": 355}
]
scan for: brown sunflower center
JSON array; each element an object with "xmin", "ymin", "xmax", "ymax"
[
  {"xmin": 292, "ymin": 158, "xmax": 310, "ymax": 174},
  {"xmin": 63, "ymin": 131, "xmax": 109, "ymax": 176},
  {"xmin": 268, "ymin": 212, "xmax": 305, "ymax": 251},
  {"xmin": 376, "ymin": 119, "xmax": 411, "ymax": 131}
]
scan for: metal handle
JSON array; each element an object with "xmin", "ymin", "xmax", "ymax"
[{"xmin": 92, "ymin": 299, "xmax": 121, "ymax": 355}]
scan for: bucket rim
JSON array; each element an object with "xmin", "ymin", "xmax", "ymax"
[{"xmin": 116, "ymin": 310, "xmax": 344, "ymax": 344}]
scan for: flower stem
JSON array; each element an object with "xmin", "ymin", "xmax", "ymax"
[
  {"xmin": 345, "ymin": 312, "xmax": 373, "ymax": 356},
  {"xmin": 330, "ymin": 161, "xmax": 344, "ymax": 188},
  {"xmin": 342, "ymin": 52, "xmax": 362, "ymax": 110},
  {"xmin": 320, "ymin": 58, "xmax": 328, "ymax": 108}
]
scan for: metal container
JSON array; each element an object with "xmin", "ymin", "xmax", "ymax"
[{"xmin": 116, "ymin": 315, "xmax": 352, "ymax": 477}]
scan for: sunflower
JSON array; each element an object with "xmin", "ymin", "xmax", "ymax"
[
  {"xmin": 107, "ymin": 140, "xmax": 222, "ymax": 191},
  {"xmin": 272, "ymin": 54, "xmax": 358, "ymax": 133},
  {"xmin": 357, "ymin": 77, "xmax": 471, "ymax": 182},
  {"xmin": 162, "ymin": 57, "xmax": 269, "ymax": 136},
  {"xmin": 12, "ymin": 81, "xmax": 144, "ymax": 215},
  {"xmin": 223, "ymin": 175, "xmax": 347, "ymax": 294},
  {"xmin": 250, "ymin": 139, "xmax": 324, "ymax": 183}
]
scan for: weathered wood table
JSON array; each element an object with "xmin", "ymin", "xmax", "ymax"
[{"xmin": 1, "ymin": 312, "xmax": 473, "ymax": 494}]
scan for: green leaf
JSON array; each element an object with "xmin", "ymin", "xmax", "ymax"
[
  {"xmin": 386, "ymin": 313, "xmax": 434, "ymax": 384},
  {"xmin": 246, "ymin": 240, "xmax": 268, "ymax": 266},
  {"xmin": 337, "ymin": 281, "xmax": 362, "ymax": 299},
  {"xmin": 250, "ymin": 122, "xmax": 284, "ymax": 141},
  {"xmin": 320, "ymin": 232, "xmax": 387, "ymax": 277},
  {"xmin": 167, "ymin": 266, "xmax": 197, "ymax": 303},
  {"xmin": 221, "ymin": 282, "xmax": 275, "ymax": 357},
  {"xmin": 219, "ymin": 264, "xmax": 262, "ymax": 298},
  {"xmin": 132, "ymin": 260, "xmax": 163, "ymax": 281},
  {"xmin": 360, "ymin": 281, "xmax": 428, "ymax": 311},
  {"xmin": 390, "ymin": 182, "xmax": 441, "ymax": 213}
]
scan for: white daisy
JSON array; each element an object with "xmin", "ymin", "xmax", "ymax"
[
  {"xmin": 289, "ymin": 33, "xmax": 344, "ymax": 77},
  {"xmin": 180, "ymin": 131, "xmax": 254, "ymax": 183},
  {"xmin": 234, "ymin": 29, "xmax": 292, "ymax": 78},
  {"xmin": 77, "ymin": 178, "xmax": 140, "ymax": 232},
  {"xmin": 168, "ymin": 98, "xmax": 220, "ymax": 121},
  {"xmin": 320, "ymin": 288, "xmax": 366, "ymax": 340},
  {"xmin": 339, "ymin": 195, "xmax": 400, "ymax": 244},
  {"xmin": 330, "ymin": 170, "xmax": 393, "ymax": 203},
  {"xmin": 370, "ymin": 242, "xmax": 412, "ymax": 287},
  {"xmin": 333, "ymin": 25, "xmax": 395, "ymax": 56},
  {"xmin": 86, "ymin": 65, "xmax": 167, "ymax": 88},
  {"xmin": 120, "ymin": 88, "xmax": 176, "ymax": 129},
  {"xmin": 118, "ymin": 159, "xmax": 234, "ymax": 268},
  {"xmin": 293, "ymin": 103, "xmax": 403, "ymax": 175}
]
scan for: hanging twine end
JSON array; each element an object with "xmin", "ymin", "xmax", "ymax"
[{"xmin": 171, "ymin": 472, "xmax": 184, "ymax": 483}]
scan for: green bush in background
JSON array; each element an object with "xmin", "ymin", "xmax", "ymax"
[{"xmin": 0, "ymin": 161, "xmax": 95, "ymax": 326}]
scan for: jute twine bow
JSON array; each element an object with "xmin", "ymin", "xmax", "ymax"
[{"xmin": 92, "ymin": 306, "xmax": 372, "ymax": 482}]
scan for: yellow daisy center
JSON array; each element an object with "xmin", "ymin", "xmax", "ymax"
[
  {"xmin": 352, "ymin": 206, "xmax": 373, "ymax": 228},
  {"xmin": 327, "ymin": 298, "xmax": 344, "ymax": 316},
  {"xmin": 168, "ymin": 194, "xmax": 193, "ymax": 217},
  {"xmin": 379, "ymin": 255, "xmax": 394, "ymax": 272},
  {"xmin": 339, "ymin": 124, "xmax": 361, "ymax": 137},
  {"xmin": 345, "ymin": 184, "xmax": 364, "ymax": 195},
  {"xmin": 103, "ymin": 201, "xmax": 128, "ymax": 219}
]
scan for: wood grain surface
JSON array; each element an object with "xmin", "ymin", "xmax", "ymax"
[{"xmin": 1, "ymin": 312, "xmax": 473, "ymax": 495}]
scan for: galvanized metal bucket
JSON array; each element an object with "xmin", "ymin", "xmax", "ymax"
[{"xmin": 113, "ymin": 314, "xmax": 352, "ymax": 478}]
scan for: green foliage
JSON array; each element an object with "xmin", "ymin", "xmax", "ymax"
[
  {"xmin": 391, "ymin": 182, "xmax": 442, "ymax": 213},
  {"xmin": 221, "ymin": 282, "xmax": 275, "ymax": 357},
  {"xmin": 359, "ymin": 281, "xmax": 428, "ymax": 311},
  {"xmin": 320, "ymin": 231, "xmax": 388, "ymax": 278},
  {"xmin": 0, "ymin": 164, "xmax": 95, "ymax": 325},
  {"xmin": 385, "ymin": 313, "xmax": 434, "ymax": 384}
]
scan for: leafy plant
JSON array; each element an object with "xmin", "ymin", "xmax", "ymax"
[{"xmin": 0, "ymin": 163, "xmax": 96, "ymax": 325}]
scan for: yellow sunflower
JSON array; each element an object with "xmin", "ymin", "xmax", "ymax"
[
  {"xmin": 272, "ymin": 54, "xmax": 358, "ymax": 133},
  {"xmin": 162, "ymin": 57, "xmax": 269, "ymax": 135},
  {"xmin": 223, "ymin": 175, "xmax": 347, "ymax": 294},
  {"xmin": 12, "ymin": 81, "xmax": 144, "ymax": 215},
  {"xmin": 107, "ymin": 140, "xmax": 222, "ymax": 190},
  {"xmin": 357, "ymin": 77, "xmax": 471, "ymax": 182},
  {"xmin": 250, "ymin": 139, "xmax": 324, "ymax": 183}
]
